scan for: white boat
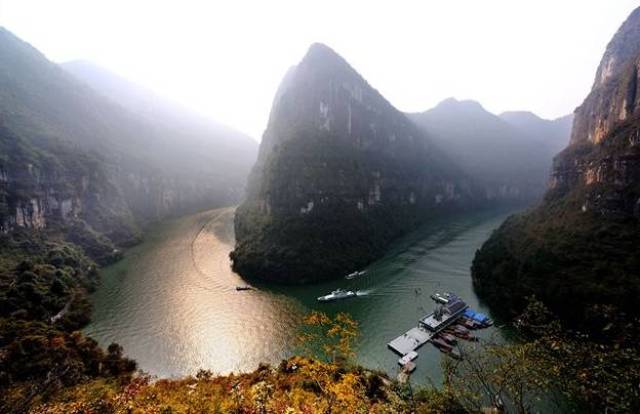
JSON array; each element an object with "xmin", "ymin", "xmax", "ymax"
[
  {"xmin": 398, "ymin": 351, "xmax": 418, "ymax": 366},
  {"xmin": 345, "ymin": 270, "xmax": 366, "ymax": 280},
  {"xmin": 317, "ymin": 288, "xmax": 357, "ymax": 302}
]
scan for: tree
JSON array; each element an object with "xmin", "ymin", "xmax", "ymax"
[
  {"xmin": 442, "ymin": 298, "xmax": 640, "ymax": 413},
  {"xmin": 297, "ymin": 311, "xmax": 359, "ymax": 364}
]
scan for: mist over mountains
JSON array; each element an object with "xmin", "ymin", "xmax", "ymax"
[
  {"xmin": 0, "ymin": 27, "xmax": 257, "ymax": 259},
  {"xmin": 0, "ymin": 24, "xmax": 572, "ymax": 280},
  {"xmin": 61, "ymin": 60, "xmax": 257, "ymax": 167},
  {"xmin": 409, "ymin": 98, "xmax": 572, "ymax": 201}
]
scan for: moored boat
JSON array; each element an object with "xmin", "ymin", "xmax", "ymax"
[
  {"xmin": 398, "ymin": 351, "xmax": 418, "ymax": 366},
  {"xmin": 459, "ymin": 317, "xmax": 480, "ymax": 330},
  {"xmin": 444, "ymin": 326, "xmax": 477, "ymax": 341},
  {"xmin": 438, "ymin": 332, "xmax": 458, "ymax": 345},
  {"xmin": 431, "ymin": 337, "xmax": 452, "ymax": 351},
  {"xmin": 463, "ymin": 308, "xmax": 493, "ymax": 327}
]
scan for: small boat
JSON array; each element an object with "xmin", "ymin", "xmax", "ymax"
[
  {"xmin": 448, "ymin": 324, "xmax": 470, "ymax": 335},
  {"xmin": 317, "ymin": 288, "xmax": 357, "ymax": 302},
  {"xmin": 444, "ymin": 326, "xmax": 477, "ymax": 341},
  {"xmin": 235, "ymin": 285, "xmax": 253, "ymax": 291},
  {"xmin": 398, "ymin": 351, "xmax": 419, "ymax": 366},
  {"xmin": 438, "ymin": 333, "xmax": 458, "ymax": 345},
  {"xmin": 463, "ymin": 309, "xmax": 494, "ymax": 327},
  {"xmin": 345, "ymin": 270, "xmax": 366, "ymax": 280},
  {"xmin": 459, "ymin": 317, "xmax": 480, "ymax": 330},
  {"xmin": 431, "ymin": 337, "xmax": 452, "ymax": 351}
]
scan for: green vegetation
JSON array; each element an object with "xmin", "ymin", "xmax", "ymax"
[
  {"xmin": 472, "ymin": 118, "xmax": 640, "ymax": 329},
  {"xmin": 233, "ymin": 124, "xmax": 463, "ymax": 283},
  {"xmin": 0, "ymin": 230, "xmax": 136, "ymax": 413},
  {"xmin": 443, "ymin": 300, "xmax": 640, "ymax": 413},
  {"xmin": 233, "ymin": 199, "xmax": 429, "ymax": 283}
]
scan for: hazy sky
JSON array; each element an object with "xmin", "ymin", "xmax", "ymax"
[{"xmin": 0, "ymin": 0, "xmax": 637, "ymax": 140}]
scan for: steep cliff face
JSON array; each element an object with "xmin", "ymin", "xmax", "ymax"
[
  {"xmin": 232, "ymin": 44, "xmax": 475, "ymax": 283},
  {"xmin": 548, "ymin": 7, "xmax": 640, "ymax": 211},
  {"xmin": 471, "ymin": 8, "xmax": 640, "ymax": 327},
  {"xmin": 409, "ymin": 100, "xmax": 571, "ymax": 203},
  {"xmin": 0, "ymin": 28, "xmax": 257, "ymax": 262},
  {"xmin": 570, "ymin": 8, "xmax": 640, "ymax": 146}
]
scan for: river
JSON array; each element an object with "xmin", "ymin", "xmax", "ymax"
[{"xmin": 84, "ymin": 206, "xmax": 518, "ymax": 384}]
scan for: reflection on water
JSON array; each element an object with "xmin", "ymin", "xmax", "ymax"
[{"xmin": 85, "ymin": 206, "xmax": 518, "ymax": 383}]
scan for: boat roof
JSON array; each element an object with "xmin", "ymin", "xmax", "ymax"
[{"xmin": 464, "ymin": 308, "xmax": 489, "ymax": 321}]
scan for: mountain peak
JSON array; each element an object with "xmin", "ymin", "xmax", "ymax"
[
  {"xmin": 499, "ymin": 110, "xmax": 543, "ymax": 123},
  {"xmin": 299, "ymin": 42, "xmax": 353, "ymax": 74},
  {"xmin": 593, "ymin": 6, "xmax": 640, "ymax": 88},
  {"xmin": 306, "ymin": 42, "xmax": 337, "ymax": 57},
  {"xmin": 435, "ymin": 97, "xmax": 485, "ymax": 112},
  {"xmin": 233, "ymin": 43, "xmax": 472, "ymax": 283}
]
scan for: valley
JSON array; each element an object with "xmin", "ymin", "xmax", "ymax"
[{"xmin": 1, "ymin": 3, "xmax": 640, "ymax": 412}]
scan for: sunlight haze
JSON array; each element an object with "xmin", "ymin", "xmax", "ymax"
[{"xmin": 0, "ymin": 0, "xmax": 636, "ymax": 139}]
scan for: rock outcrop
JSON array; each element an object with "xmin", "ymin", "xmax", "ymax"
[
  {"xmin": 471, "ymin": 8, "xmax": 640, "ymax": 327},
  {"xmin": 232, "ymin": 44, "xmax": 475, "ymax": 283}
]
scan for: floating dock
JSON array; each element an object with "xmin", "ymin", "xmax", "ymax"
[
  {"xmin": 387, "ymin": 327, "xmax": 433, "ymax": 355},
  {"xmin": 387, "ymin": 293, "xmax": 470, "ymax": 356}
]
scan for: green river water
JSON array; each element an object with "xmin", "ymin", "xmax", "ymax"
[{"xmin": 85, "ymin": 206, "xmax": 519, "ymax": 384}]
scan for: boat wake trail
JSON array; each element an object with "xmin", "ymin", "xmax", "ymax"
[{"xmin": 356, "ymin": 289, "xmax": 375, "ymax": 296}]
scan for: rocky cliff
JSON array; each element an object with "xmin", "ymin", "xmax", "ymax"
[
  {"xmin": 471, "ymin": 8, "xmax": 640, "ymax": 327},
  {"xmin": 0, "ymin": 28, "xmax": 257, "ymax": 262},
  {"xmin": 231, "ymin": 43, "xmax": 475, "ymax": 283},
  {"xmin": 546, "ymin": 6, "xmax": 640, "ymax": 215}
]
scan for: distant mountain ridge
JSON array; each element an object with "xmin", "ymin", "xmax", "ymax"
[
  {"xmin": 409, "ymin": 98, "xmax": 571, "ymax": 202},
  {"xmin": 499, "ymin": 110, "xmax": 573, "ymax": 155}
]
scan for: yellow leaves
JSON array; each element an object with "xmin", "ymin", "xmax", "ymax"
[
  {"xmin": 298, "ymin": 311, "xmax": 359, "ymax": 364},
  {"xmin": 303, "ymin": 310, "xmax": 331, "ymax": 326},
  {"xmin": 27, "ymin": 355, "xmax": 452, "ymax": 413}
]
